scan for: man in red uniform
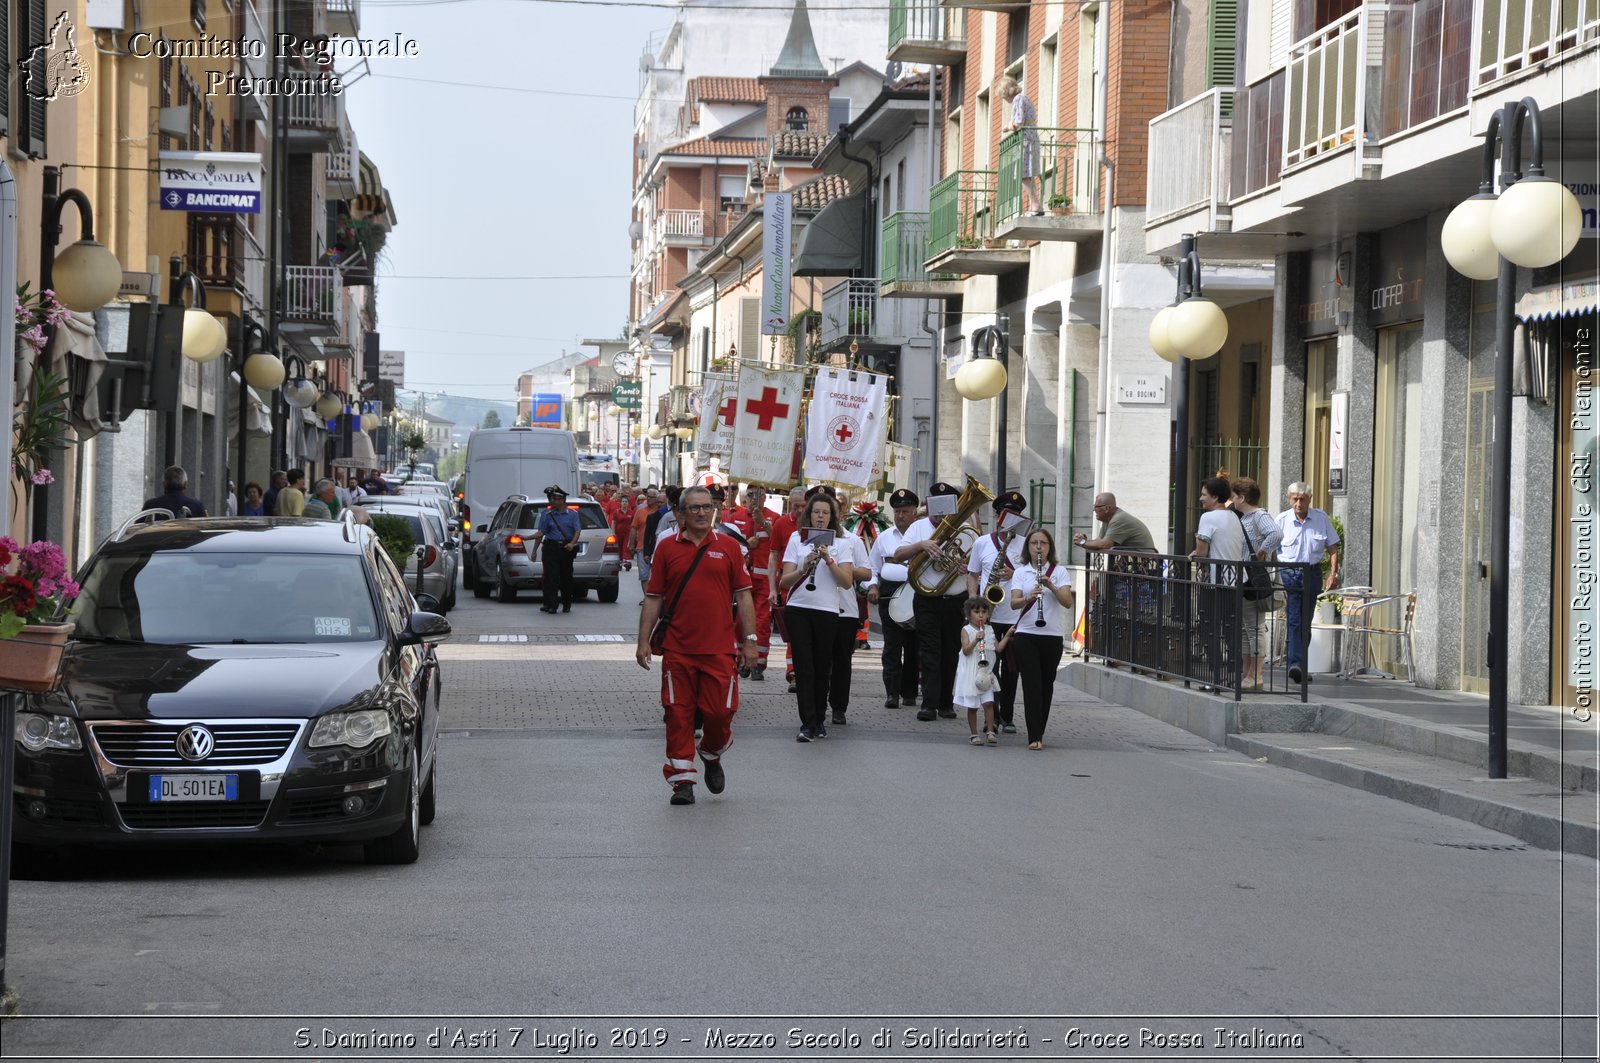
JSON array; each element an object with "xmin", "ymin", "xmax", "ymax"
[
  {"xmin": 766, "ymin": 486, "xmax": 808, "ymax": 690},
  {"xmin": 637, "ymin": 485, "xmax": 759, "ymax": 806},
  {"xmin": 728, "ymin": 484, "xmax": 775, "ymax": 679},
  {"xmin": 611, "ymin": 485, "xmax": 635, "ymax": 567}
]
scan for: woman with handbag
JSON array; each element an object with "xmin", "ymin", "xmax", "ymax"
[
  {"xmin": 1231, "ymin": 477, "xmax": 1285, "ymax": 691},
  {"xmin": 779, "ymin": 493, "xmax": 854, "ymax": 742},
  {"xmin": 1009, "ymin": 529, "xmax": 1076, "ymax": 750}
]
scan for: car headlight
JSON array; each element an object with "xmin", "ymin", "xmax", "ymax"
[
  {"xmin": 308, "ymin": 709, "xmax": 393, "ymax": 749},
  {"xmin": 15, "ymin": 713, "xmax": 83, "ymax": 752}
]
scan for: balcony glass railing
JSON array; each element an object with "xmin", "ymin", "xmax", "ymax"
[
  {"xmin": 1147, "ymin": 89, "xmax": 1233, "ymax": 223},
  {"xmin": 1283, "ymin": 8, "xmax": 1369, "ymax": 168},
  {"xmin": 889, "ymin": 0, "xmax": 965, "ymax": 50},
  {"xmin": 1233, "ymin": 72, "xmax": 1285, "ymax": 198},
  {"xmin": 1478, "ymin": 0, "xmax": 1599, "ymax": 85},
  {"xmin": 819, "ymin": 279, "xmax": 878, "ymax": 349},
  {"xmin": 995, "ymin": 126, "xmax": 1100, "ymax": 225},
  {"xmin": 927, "ymin": 170, "xmax": 995, "ymax": 257}
]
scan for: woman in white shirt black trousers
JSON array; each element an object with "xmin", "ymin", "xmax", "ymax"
[
  {"xmin": 780, "ymin": 495, "xmax": 855, "ymax": 742},
  {"xmin": 1009, "ymin": 529, "xmax": 1076, "ymax": 750}
]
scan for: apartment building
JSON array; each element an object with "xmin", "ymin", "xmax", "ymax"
[
  {"xmin": 0, "ymin": 0, "xmax": 394, "ymax": 558},
  {"xmin": 1145, "ymin": 0, "xmax": 1598, "ymax": 700}
]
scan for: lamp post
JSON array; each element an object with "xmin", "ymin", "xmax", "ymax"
[
  {"xmin": 954, "ymin": 321, "xmax": 1010, "ymax": 493},
  {"xmin": 1150, "ymin": 233, "xmax": 1229, "ymax": 552},
  {"xmin": 34, "ymin": 168, "xmax": 122, "ymax": 542},
  {"xmin": 1441, "ymin": 96, "xmax": 1581, "ymax": 780},
  {"xmin": 167, "ymin": 265, "xmax": 229, "ymax": 482}
]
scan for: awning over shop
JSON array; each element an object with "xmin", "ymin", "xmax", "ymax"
[
  {"xmin": 227, "ymin": 372, "xmax": 273, "ymax": 437},
  {"xmin": 354, "ymin": 152, "xmax": 394, "ymax": 223},
  {"xmin": 1516, "ymin": 276, "xmax": 1600, "ymax": 321},
  {"xmin": 793, "ymin": 192, "xmax": 866, "ymax": 277},
  {"xmin": 330, "ymin": 429, "xmax": 379, "ymax": 469}
]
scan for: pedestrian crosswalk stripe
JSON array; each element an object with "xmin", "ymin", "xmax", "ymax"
[
  {"xmin": 477, "ymin": 635, "xmax": 529, "ymax": 643},
  {"xmin": 575, "ymin": 634, "xmax": 626, "ymax": 642}
]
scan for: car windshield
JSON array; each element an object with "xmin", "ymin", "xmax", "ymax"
[{"xmin": 71, "ymin": 552, "xmax": 381, "ymax": 644}]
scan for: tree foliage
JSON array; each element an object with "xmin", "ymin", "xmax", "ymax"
[{"xmin": 480, "ymin": 410, "xmax": 501, "ymax": 429}]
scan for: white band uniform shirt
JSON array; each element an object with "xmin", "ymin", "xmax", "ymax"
[
  {"xmin": 868, "ymin": 524, "xmax": 912, "ymax": 586},
  {"xmin": 967, "ymin": 532, "xmax": 1027, "ymax": 624},
  {"xmin": 832, "ymin": 530, "xmax": 870, "ymax": 616},
  {"xmin": 1010, "ymin": 563, "xmax": 1073, "ymax": 637},
  {"xmin": 782, "ymin": 534, "xmax": 849, "ymax": 612},
  {"xmin": 901, "ymin": 516, "xmax": 967, "ymax": 596}
]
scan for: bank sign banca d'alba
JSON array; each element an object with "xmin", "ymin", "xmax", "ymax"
[{"xmin": 159, "ymin": 151, "xmax": 263, "ymax": 214}]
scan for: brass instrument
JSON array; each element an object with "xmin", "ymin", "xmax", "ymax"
[
  {"xmin": 982, "ymin": 529, "xmax": 1020, "ymax": 605},
  {"xmin": 906, "ymin": 475, "xmax": 994, "ymax": 597}
]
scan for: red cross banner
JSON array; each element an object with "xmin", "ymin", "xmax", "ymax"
[
  {"xmin": 804, "ymin": 368, "xmax": 889, "ymax": 492},
  {"xmin": 694, "ymin": 373, "xmax": 737, "ymax": 458},
  {"xmin": 728, "ymin": 364, "xmax": 806, "ymax": 486}
]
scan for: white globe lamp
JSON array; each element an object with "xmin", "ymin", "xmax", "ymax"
[
  {"xmin": 181, "ymin": 308, "xmax": 228, "ymax": 363},
  {"xmin": 955, "ymin": 357, "xmax": 1007, "ymax": 401},
  {"xmin": 1440, "ymin": 193, "xmax": 1501, "ymax": 280},
  {"xmin": 282, "ymin": 377, "xmax": 320, "ymax": 409},
  {"xmin": 1149, "ymin": 305, "xmax": 1180, "ymax": 364},
  {"xmin": 1167, "ymin": 297, "xmax": 1229, "ymax": 359},
  {"xmin": 314, "ymin": 393, "xmax": 343, "ymax": 421},
  {"xmin": 50, "ymin": 239, "xmax": 123, "ymax": 312},
  {"xmin": 1490, "ymin": 175, "xmax": 1583, "ymax": 268},
  {"xmin": 648, "ymin": 424, "xmax": 665, "ymax": 441},
  {"xmin": 242, "ymin": 352, "xmax": 286, "ymax": 389}
]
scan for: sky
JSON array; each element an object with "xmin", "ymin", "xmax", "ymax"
[{"xmin": 341, "ymin": 0, "xmax": 667, "ymax": 401}]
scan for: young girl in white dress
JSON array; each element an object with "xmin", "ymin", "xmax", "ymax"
[{"xmin": 953, "ymin": 597, "xmax": 1011, "ymax": 745}]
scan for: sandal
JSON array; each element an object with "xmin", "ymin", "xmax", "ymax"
[
  {"xmin": 1027, "ymin": 741, "xmax": 1043, "ymax": 751},
  {"xmin": 985, "ymin": 731, "xmax": 998, "ymax": 745},
  {"xmin": 970, "ymin": 734, "xmax": 985, "ymax": 746}
]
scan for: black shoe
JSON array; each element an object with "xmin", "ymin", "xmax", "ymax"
[
  {"xmin": 831, "ymin": 713, "xmax": 847, "ymax": 726},
  {"xmin": 1288, "ymin": 665, "xmax": 1304, "ymax": 684},
  {"xmin": 562, "ymin": 605, "xmax": 571, "ymax": 613},
  {"xmin": 1000, "ymin": 723, "xmax": 1017, "ymax": 734},
  {"xmin": 787, "ymin": 680, "xmax": 798, "ymax": 693},
  {"xmin": 937, "ymin": 709, "xmax": 957, "ymax": 719},
  {"xmin": 751, "ymin": 668, "xmax": 765, "ymax": 682},
  {"xmin": 738, "ymin": 664, "xmax": 751, "ymax": 679},
  {"xmin": 670, "ymin": 783, "xmax": 695, "ymax": 805},
  {"xmin": 702, "ymin": 759, "xmax": 725, "ymax": 794},
  {"xmin": 885, "ymin": 696, "xmax": 899, "ymax": 708},
  {"xmin": 796, "ymin": 728, "xmax": 814, "ymax": 743},
  {"xmin": 815, "ymin": 725, "xmax": 829, "ymax": 739},
  {"xmin": 540, "ymin": 606, "xmax": 556, "ymax": 614},
  {"xmin": 916, "ymin": 709, "xmax": 936, "ymax": 721}
]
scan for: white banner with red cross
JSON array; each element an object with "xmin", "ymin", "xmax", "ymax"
[
  {"xmin": 694, "ymin": 373, "xmax": 738, "ymax": 458},
  {"xmin": 728, "ymin": 364, "xmax": 806, "ymax": 487},
  {"xmin": 804, "ymin": 368, "xmax": 889, "ymax": 492}
]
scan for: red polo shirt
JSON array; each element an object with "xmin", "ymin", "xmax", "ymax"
[
  {"xmin": 646, "ymin": 530, "xmax": 752, "ymax": 656},
  {"xmin": 728, "ymin": 505, "xmax": 776, "ymax": 573}
]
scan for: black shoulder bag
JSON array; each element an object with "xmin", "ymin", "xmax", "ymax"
[
  {"xmin": 1234, "ymin": 510, "xmax": 1274, "ymax": 602},
  {"xmin": 648, "ymin": 539, "xmax": 713, "ymax": 655}
]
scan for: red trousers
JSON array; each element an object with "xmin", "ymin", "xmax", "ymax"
[
  {"xmin": 660, "ymin": 653, "xmax": 738, "ymax": 787},
  {"xmin": 750, "ymin": 573, "xmax": 773, "ymax": 667}
]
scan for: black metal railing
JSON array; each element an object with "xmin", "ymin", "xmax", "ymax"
[{"xmin": 1080, "ymin": 549, "xmax": 1319, "ymax": 701}]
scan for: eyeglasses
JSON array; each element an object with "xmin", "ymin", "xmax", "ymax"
[{"xmin": 684, "ymin": 504, "xmax": 715, "ymax": 513}]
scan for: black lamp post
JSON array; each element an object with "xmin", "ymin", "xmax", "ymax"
[
  {"xmin": 1441, "ymin": 96, "xmax": 1581, "ymax": 779},
  {"xmin": 235, "ymin": 315, "xmax": 268, "ymax": 492},
  {"xmin": 1151, "ymin": 234, "xmax": 1229, "ymax": 553}
]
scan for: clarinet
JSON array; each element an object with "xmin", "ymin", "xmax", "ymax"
[
  {"xmin": 805, "ymin": 543, "xmax": 821, "ymax": 591},
  {"xmin": 1033, "ymin": 558, "xmax": 1048, "ymax": 628}
]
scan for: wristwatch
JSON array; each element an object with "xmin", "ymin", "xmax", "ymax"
[{"xmin": 743, "ymin": 634, "xmax": 758, "ymax": 643}]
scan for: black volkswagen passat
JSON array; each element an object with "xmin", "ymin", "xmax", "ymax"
[{"xmin": 11, "ymin": 518, "xmax": 448, "ymax": 864}]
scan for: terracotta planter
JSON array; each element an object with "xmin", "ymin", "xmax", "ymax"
[
  {"xmin": 0, "ymin": 623, "xmax": 72, "ymax": 692},
  {"xmin": 1050, "ymin": 207, "xmax": 1069, "ymax": 216}
]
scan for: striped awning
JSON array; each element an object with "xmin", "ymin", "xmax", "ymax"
[
  {"xmin": 1516, "ymin": 276, "xmax": 1599, "ymax": 322},
  {"xmin": 354, "ymin": 152, "xmax": 395, "ymax": 223}
]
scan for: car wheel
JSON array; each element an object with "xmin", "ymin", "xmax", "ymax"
[
  {"xmin": 419, "ymin": 751, "xmax": 437, "ymax": 826},
  {"xmin": 597, "ymin": 579, "xmax": 620, "ymax": 603},
  {"xmin": 364, "ymin": 749, "xmax": 421, "ymax": 865},
  {"xmin": 495, "ymin": 563, "xmax": 518, "ymax": 603},
  {"xmin": 462, "ymin": 554, "xmax": 477, "ymax": 591}
]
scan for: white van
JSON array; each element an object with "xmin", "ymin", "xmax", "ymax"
[{"xmin": 461, "ymin": 427, "xmax": 579, "ymax": 591}]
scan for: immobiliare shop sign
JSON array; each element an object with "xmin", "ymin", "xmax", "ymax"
[{"xmin": 158, "ymin": 151, "xmax": 263, "ymax": 214}]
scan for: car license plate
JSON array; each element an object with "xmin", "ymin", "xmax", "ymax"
[{"xmin": 148, "ymin": 775, "xmax": 239, "ymax": 802}]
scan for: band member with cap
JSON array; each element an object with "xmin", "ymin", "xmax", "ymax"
[
  {"xmin": 637, "ymin": 485, "xmax": 759, "ymax": 805},
  {"xmin": 966, "ymin": 490, "xmax": 1028, "ymax": 734},
  {"xmin": 728, "ymin": 484, "xmax": 776, "ymax": 679},
  {"xmin": 767, "ymin": 486, "xmax": 809, "ymax": 690},
  {"xmin": 530, "ymin": 485, "xmax": 581, "ymax": 614},
  {"xmin": 867, "ymin": 489, "xmax": 921, "ymax": 707},
  {"xmin": 890, "ymin": 481, "xmax": 970, "ymax": 722}
]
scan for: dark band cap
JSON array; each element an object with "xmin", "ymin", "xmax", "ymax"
[
  {"xmin": 804, "ymin": 484, "xmax": 838, "ymax": 501},
  {"xmin": 993, "ymin": 491, "xmax": 1027, "ymax": 513},
  {"xmin": 889, "ymin": 489, "xmax": 919, "ymax": 508},
  {"xmin": 928, "ymin": 481, "xmax": 960, "ymax": 497}
]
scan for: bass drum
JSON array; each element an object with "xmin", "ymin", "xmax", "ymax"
[{"xmin": 887, "ymin": 582, "xmax": 917, "ymax": 629}]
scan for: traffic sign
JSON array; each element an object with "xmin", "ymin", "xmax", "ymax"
[{"xmin": 612, "ymin": 380, "xmax": 643, "ymax": 410}]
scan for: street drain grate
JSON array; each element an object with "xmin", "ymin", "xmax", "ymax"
[{"xmin": 1436, "ymin": 842, "xmax": 1529, "ymax": 852}]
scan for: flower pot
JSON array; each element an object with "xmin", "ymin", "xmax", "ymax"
[
  {"xmin": 0, "ymin": 623, "xmax": 71, "ymax": 692},
  {"xmin": 1050, "ymin": 207, "xmax": 1068, "ymax": 216}
]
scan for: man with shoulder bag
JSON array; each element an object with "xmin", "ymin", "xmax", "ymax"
[{"xmin": 637, "ymin": 486, "xmax": 760, "ymax": 807}]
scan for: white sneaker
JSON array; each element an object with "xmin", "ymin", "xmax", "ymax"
[{"xmin": 985, "ymin": 731, "xmax": 998, "ymax": 745}]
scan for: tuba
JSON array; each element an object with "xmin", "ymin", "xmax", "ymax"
[{"xmin": 906, "ymin": 476, "xmax": 994, "ymax": 597}]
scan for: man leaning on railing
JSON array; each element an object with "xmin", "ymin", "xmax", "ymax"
[{"xmin": 1074, "ymin": 494, "xmax": 1158, "ymax": 665}]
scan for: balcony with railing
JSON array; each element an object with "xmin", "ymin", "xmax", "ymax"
[
  {"xmin": 318, "ymin": 290, "xmax": 361, "ymax": 360},
  {"xmin": 888, "ymin": 0, "xmax": 966, "ymax": 63},
  {"xmin": 993, "ymin": 126, "xmax": 1104, "ymax": 241},
  {"xmin": 1477, "ymin": 0, "xmax": 1599, "ymax": 86},
  {"xmin": 880, "ymin": 212, "xmax": 962, "ymax": 298},
  {"xmin": 326, "ymin": 103, "xmax": 358, "ymax": 199},
  {"xmin": 925, "ymin": 170, "xmax": 1028, "ymax": 275},
  {"xmin": 284, "ymin": 91, "xmax": 338, "ymax": 153},
  {"xmin": 817, "ymin": 279, "xmax": 880, "ymax": 353},
  {"xmin": 655, "ymin": 208, "xmax": 706, "ymax": 246},
  {"xmin": 326, "ymin": 0, "xmax": 360, "ymax": 35},
  {"xmin": 280, "ymin": 265, "xmax": 343, "ymax": 335},
  {"xmin": 1144, "ymin": 89, "xmax": 1234, "ymax": 253}
]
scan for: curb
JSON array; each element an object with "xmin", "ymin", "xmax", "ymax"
[{"xmin": 0, "ymin": 983, "xmax": 18, "ymax": 1020}]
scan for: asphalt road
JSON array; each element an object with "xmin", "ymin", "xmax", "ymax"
[{"xmin": 3, "ymin": 573, "xmax": 1596, "ymax": 1062}]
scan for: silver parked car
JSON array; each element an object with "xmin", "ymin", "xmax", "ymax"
[
  {"xmin": 361, "ymin": 502, "xmax": 457, "ymax": 612},
  {"xmin": 362, "ymin": 498, "xmax": 460, "ymax": 609},
  {"xmin": 473, "ymin": 496, "xmax": 621, "ymax": 603}
]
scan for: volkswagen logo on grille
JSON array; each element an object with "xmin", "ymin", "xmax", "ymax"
[{"xmin": 176, "ymin": 725, "xmax": 215, "ymax": 762}]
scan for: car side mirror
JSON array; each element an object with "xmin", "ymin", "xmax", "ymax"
[
  {"xmin": 443, "ymin": 540, "xmax": 458, "ymax": 550},
  {"xmin": 401, "ymin": 608, "xmax": 450, "ymax": 645}
]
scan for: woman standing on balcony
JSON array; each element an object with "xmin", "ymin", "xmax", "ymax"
[{"xmin": 997, "ymin": 76, "xmax": 1042, "ymax": 217}]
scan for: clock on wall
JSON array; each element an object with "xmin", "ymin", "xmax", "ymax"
[{"xmin": 612, "ymin": 351, "xmax": 635, "ymax": 378}]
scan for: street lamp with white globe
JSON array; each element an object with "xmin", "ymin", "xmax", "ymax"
[
  {"xmin": 1440, "ymin": 95, "xmax": 1581, "ymax": 780},
  {"xmin": 1155, "ymin": 234, "xmax": 1229, "ymax": 551}
]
